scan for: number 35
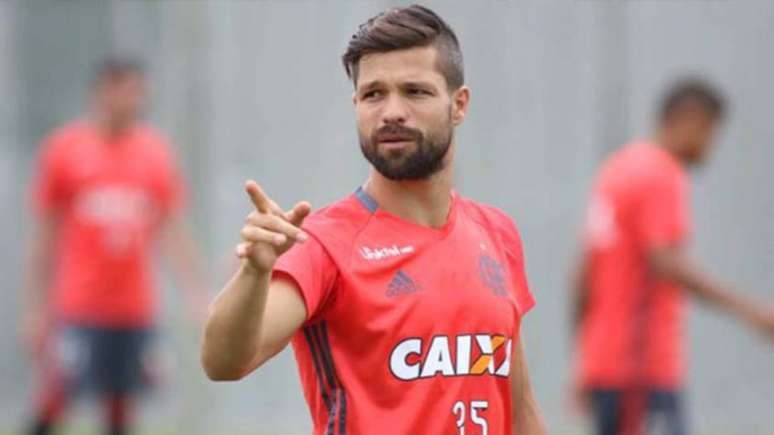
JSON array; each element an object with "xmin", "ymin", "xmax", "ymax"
[{"xmin": 452, "ymin": 400, "xmax": 488, "ymax": 435}]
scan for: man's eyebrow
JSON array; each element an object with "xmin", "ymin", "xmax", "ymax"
[{"xmin": 357, "ymin": 80, "xmax": 385, "ymax": 92}]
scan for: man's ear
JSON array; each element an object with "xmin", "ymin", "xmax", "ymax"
[{"xmin": 451, "ymin": 85, "xmax": 470, "ymax": 126}]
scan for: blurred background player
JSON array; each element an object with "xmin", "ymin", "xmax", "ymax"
[
  {"xmin": 20, "ymin": 56, "xmax": 209, "ymax": 435},
  {"xmin": 571, "ymin": 78, "xmax": 774, "ymax": 435},
  {"xmin": 201, "ymin": 5, "xmax": 546, "ymax": 434}
]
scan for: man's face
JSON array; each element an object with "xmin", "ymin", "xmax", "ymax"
[
  {"xmin": 671, "ymin": 106, "xmax": 721, "ymax": 165},
  {"xmin": 96, "ymin": 72, "xmax": 146, "ymax": 126},
  {"xmin": 353, "ymin": 46, "xmax": 468, "ymax": 180}
]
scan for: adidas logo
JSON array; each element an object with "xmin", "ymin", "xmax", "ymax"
[{"xmin": 386, "ymin": 270, "xmax": 420, "ymax": 297}]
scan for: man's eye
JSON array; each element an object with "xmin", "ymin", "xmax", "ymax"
[
  {"xmin": 363, "ymin": 90, "xmax": 383, "ymax": 100},
  {"xmin": 408, "ymin": 88, "xmax": 431, "ymax": 96}
]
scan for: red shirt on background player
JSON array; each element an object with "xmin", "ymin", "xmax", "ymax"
[
  {"xmin": 572, "ymin": 80, "xmax": 774, "ymax": 435},
  {"xmin": 21, "ymin": 57, "xmax": 208, "ymax": 435},
  {"xmin": 202, "ymin": 6, "xmax": 547, "ymax": 435},
  {"xmin": 579, "ymin": 140, "xmax": 690, "ymax": 390},
  {"xmin": 31, "ymin": 121, "xmax": 185, "ymax": 327}
]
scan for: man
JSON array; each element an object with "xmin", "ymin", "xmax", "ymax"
[
  {"xmin": 22, "ymin": 57, "xmax": 208, "ymax": 435},
  {"xmin": 202, "ymin": 5, "xmax": 546, "ymax": 435},
  {"xmin": 572, "ymin": 79, "xmax": 774, "ymax": 435}
]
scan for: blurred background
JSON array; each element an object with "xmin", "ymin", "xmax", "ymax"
[{"xmin": 2, "ymin": 1, "xmax": 773, "ymax": 434}]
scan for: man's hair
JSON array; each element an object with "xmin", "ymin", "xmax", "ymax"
[
  {"xmin": 342, "ymin": 5, "xmax": 464, "ymax": 91},
  {"xmin": 93, "ymin": 55, "xmax": 144, "ymax": 85},
  {"xmin": 660, "ymin": 77, "xmax": 726, "ymax": 122}
]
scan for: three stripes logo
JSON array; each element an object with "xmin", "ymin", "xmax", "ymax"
[
  {"xmin": 386, "ymin": 270, "xmax": 420, "ymax": 297},
  {"xmin": 303, "ymin": 323, "xmax": 347, "ymax": 435}
]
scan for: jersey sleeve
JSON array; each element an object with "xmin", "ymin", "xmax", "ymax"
[
  {"xmin": 504, "ymin": 221, "xmax": 536, "ymax": 316},
  {"xmin": 273, "ymin": 235, "xmax": 338, "ymax": 322},
  {"xmin": 489, "ymin": 210, "xmax": 535, "ymax": 317},
  {"xmin": 633, "ymin": 169, "xmax": 688, "ymax": 250},
  {"xmin": 29, "ymin": 135, "xmax": 67, "ymax": 216}
]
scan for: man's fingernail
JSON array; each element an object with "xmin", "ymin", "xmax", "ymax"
[{"xmin": 297, "ymin": 232, "xmax": 308, "ymax": 242}]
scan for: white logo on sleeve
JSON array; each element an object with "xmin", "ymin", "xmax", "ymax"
[
  {"xmin": 360, "ymin": 244, "xmax": 414, "ymax": 260},
  {"xmin": 585, "ymin": 195, "xmax": 618, "ymax": 248}
]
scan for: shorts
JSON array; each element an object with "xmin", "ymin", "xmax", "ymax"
[
  {"xmin": 589, "ymin": 388, "xmax": 687, "ymax": 435},
  {"xmin": 44, "ymin": 323, "xmax": 155, "ymax": 395}
]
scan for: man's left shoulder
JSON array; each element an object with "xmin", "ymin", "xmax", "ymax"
[
  {"xmin": 134, "ymin": 124, "xmax": 173, "ymax": 150},
  {"xmin": 133, "ymin": 125, "xmax": 179, "ymax": 164},
  {"xmin": 460, "ymin": 197, "xmax": 522, "ymax": 242}
]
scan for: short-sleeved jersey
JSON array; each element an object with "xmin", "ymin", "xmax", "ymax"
[
  {"xmin": 29, "ymin": 120, "xmax": 185, "ymax": 327},
  {"xmin": 273, "ymin": 188, "xmax": 535, "ymax": 435},
  {"xmin": 577, "ymin": 141, "xmax": 690, "ymax": 389}
]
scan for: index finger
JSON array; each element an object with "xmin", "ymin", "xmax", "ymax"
[
  {"xmin": 245, "ymin": 180, "xmax": 270, "ymax": 213},
  {"xmin": 284, "ymin": 201, "xmax": 312, "ymax": 227}
]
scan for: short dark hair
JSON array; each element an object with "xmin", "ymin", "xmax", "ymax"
[
  {"xmin": 93, "ymin": 55, "xmax": 144, "ymax": 85},
  {"xmin": 660, "ymin": 77, "xmax": 726, "ymax": 122},
  {"xmin": 342, "ymin": 5, "xmax": 464, "ymax": 90}
]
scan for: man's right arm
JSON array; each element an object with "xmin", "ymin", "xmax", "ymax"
[
  {"xmin": 649, "ymin": 245, "xmax": 774, "ymax": 337},
  {"xmin": 20, "ymin": 216, "xmax": 57, "ymax": 355},
  {"xmin": 201, "ymin": 263, "xmax": 307, "ymax": 380},
  {"xmin": 570, "ymin": 251, "xmax": 590, "ymax": 338},
  {"xmin": 21, "ymin": 137, "xmax": 61, "ymax": 354},
  {"xmin": 201, "ymin": 180, "xmax": 312, "ymax": 381}
]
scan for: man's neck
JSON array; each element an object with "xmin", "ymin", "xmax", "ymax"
[
  {"xmin": 92, "ymin": 112, "xmax": 133, "ymax": 141},
  {"xmin": 654, "ymin": 130, "xmax": 687, "ymax": 166},
  {"xmin": 363, "ymin": 165, "xmax": 454, "ymax": 229}
]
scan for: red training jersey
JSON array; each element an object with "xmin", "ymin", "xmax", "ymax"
[
  {"xmin": 577, "ymin": 141, "xmax": 690, "ymax": 389},
  {"xmin": 274, "ymin": 188, "xmax": 535, "ymax": 435},
  {"xmin": 30, "ymin": 120, "xmax": 185, "ymax": 327}
]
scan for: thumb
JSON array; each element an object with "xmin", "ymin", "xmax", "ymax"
[{"xmin": 285, "ymin": 201, "xmax": 312, "ymax": 227}]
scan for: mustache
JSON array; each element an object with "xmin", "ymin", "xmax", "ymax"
[{"xmin": 372, "ymin": 124, "xmax": 423, "ymax": 143}]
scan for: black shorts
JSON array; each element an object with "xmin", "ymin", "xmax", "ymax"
[
  {"xmin": 46, "ymin": 323, "xmax": 154, "ymax": 395},
  {"xmin": 589, "ymin": 388, "xmax": 687, "ymax": 435}
]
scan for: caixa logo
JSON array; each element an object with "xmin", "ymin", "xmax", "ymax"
[{"xmin": 389, "ymin": 334, "xmax": 512, "ymax": 381}]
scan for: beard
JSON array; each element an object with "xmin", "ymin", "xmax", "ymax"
[{"xmin": 359, "ymin": 115, "xmax": 453, "ymax": 181}]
